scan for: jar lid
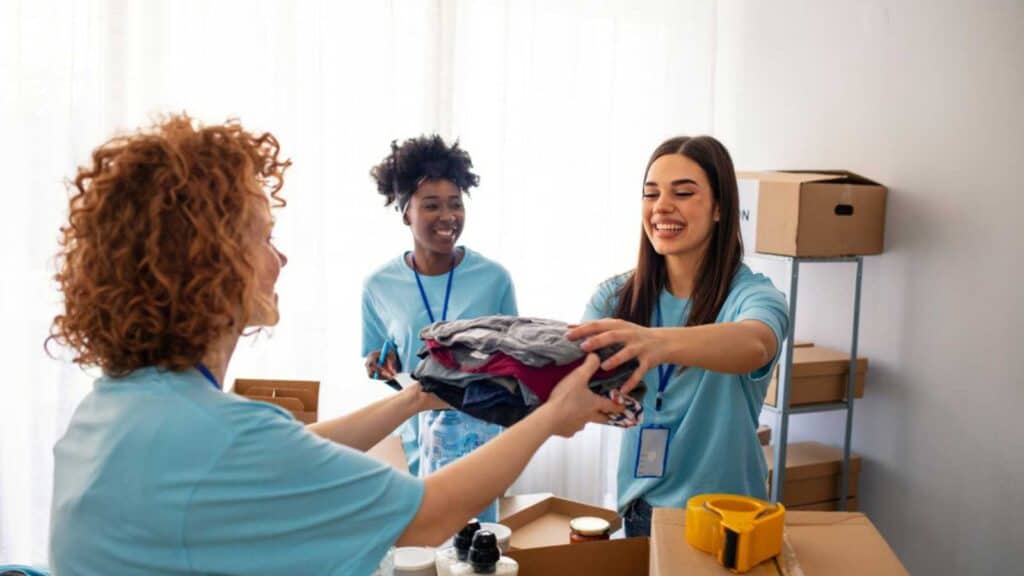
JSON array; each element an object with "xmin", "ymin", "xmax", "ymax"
[
  {"xmin": 392, "ymin": 546, "xmax": 435, "ymax": 570},
  {"xmin": 569, "ymin": 516, "xmax": 610, "ymax": 536}
]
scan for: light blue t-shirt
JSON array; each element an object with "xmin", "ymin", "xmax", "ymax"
[
  {"xmin": 361, "ymin": 247, "xmax": 517, "ymax": 476},
  {"xmin": 582, "ymin": 264, "xmax": 789, "ymax": 513},
  {"xmin": 50, "ymin": 367, "xmax": 424, "ymax": 576}
]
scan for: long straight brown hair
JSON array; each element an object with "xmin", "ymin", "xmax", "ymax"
[{"xmin": 613, "ymin": 136, "xmax": 744, "ymax": 331}]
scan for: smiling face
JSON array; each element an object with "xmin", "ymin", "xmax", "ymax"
[
  {"xmin": 641, "ymin": 153, "xmax": 720, "ymax": 259},
  {"xmin": 404, "ymin": 178, "xmax": 465, "ymax": 254}
]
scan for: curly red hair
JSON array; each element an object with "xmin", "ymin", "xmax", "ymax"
[{"xmin": 49, "ymin": 114, "xmax": 290, "ymax": 376}]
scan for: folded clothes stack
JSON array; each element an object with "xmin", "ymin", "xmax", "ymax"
[{"xmin": 413, "ymin": 316, "xmax": 645, "ymax": 427}]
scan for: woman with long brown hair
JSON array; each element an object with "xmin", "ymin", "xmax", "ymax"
[{"xmin": 568, "ymin": 135, "xmax": 790, "ymax": 536}]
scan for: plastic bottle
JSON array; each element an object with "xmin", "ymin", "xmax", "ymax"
[
  {"xmin": 422, "ymin": 410, "xmax": 463, "ymax": 475},
  {"xmin": 478, "ymin": 522, "xmax": 511, "ymax": 552},
  {"xmin": 435, "ymin": 519, "xmax": 481, "ymax": 576},
  {"xmin": 421, "ymin": 412, "xmax": 499, "ymax": 521},
  {"xmin": 449, "ymin": 531, "xmax": 518, "ymax": 575}
]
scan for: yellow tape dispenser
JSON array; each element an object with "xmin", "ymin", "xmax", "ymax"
[{"xmin": 685, "ymin": 494, "xmax": 785, "ymax": 573}]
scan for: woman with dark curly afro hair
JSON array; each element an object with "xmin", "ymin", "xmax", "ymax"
[
  {"xmin": 48, "ymin": 116, "xmax": 623, "ymax": 574},
  {"xmin": 361, "ymin": 135, "xmax": 516, "ymax": 520}
]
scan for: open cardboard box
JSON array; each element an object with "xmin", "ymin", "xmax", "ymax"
[
  {"xmin": 650, "ymin": 507, "xmax": 907, "ymax": 575},
  {"xmin": 765, "ymin": 343, "xmax": 868, "ymax": 407},
  {"xmin": 506, "ymin": 536, "xmax": 649, "ymax": 576},
  {"xmin": 499, "ymin": 494, "xmax": 622, "ymax": 550},
  {"xmin": 233, "ymin": 378, "xmax": 320, "ymax": 424}
]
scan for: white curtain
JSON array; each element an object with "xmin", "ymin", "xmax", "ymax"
[{"xmin": 0, "ymin": 0, "xmax": 715, "ymax": 564}]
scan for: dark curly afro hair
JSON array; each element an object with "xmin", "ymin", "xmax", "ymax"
[{"xmin": 369, "ymin": 135, "xmax": 479, "ymax": 211}]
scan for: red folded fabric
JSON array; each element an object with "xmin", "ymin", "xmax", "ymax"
[{"xmin": 425, "ymin": 339, "xmax": 621, "ymax": 402}]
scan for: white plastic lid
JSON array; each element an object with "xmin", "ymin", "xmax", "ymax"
[
  {"xmin": 569, "ymin": 516, "xmax": 610, "ymax": 536},
  {"xmin": 392, "ymin": 546, "xmax": 436, "ymax": 570}
]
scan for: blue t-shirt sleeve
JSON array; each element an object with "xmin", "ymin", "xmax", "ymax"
[
  {"xmin": 362, "ymin": 282, "xmax": 388, "ymax": 357},
  {"xmin": 582, "ymin": 277, "xmax": 621, "ymax": 322},
  {"xmin": 184, "ymin": 402, "xmax": 424, "ymax": 576},
  {"xmin": 499, "ymin": 276, "xmax": 518, "ymax": 316},
  {"xmin": 734, "ymin": 280, "xmax": 790, "ymax": 385}
]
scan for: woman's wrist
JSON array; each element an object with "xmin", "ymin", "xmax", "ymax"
[
  {"xmin": 396, "ymin": 384, "xmax": 429, "ymax": 415},
  {"xmin": 526, "ymin": 402, "xmax": 560, "ymax": 437},
  {"xmin": 651, "ymin": 327, "xmax": 672, "ymax": 365}
]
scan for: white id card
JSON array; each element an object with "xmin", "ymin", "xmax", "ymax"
[{"xmin": 634, "ymin": 425, "xmax": 670, "ymax": 478}]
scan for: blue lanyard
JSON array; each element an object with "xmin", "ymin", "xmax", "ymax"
[
  {"xmin": 196, "ymin": 363, "xmax": 221, "ymax": 391},
  {"xmin": 654, "ymin": 301, "xmax": 673, "ymax": 412},
  {"xmin": 411, "ymin": 252, "xmax": 456, "ymax": 323}
]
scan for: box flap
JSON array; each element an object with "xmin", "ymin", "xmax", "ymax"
[
  {"xmin": 499, "ymin": 493, "xmax": 553, "ymax": 520},
  {"xmin": 779, "ymin": 169, "xmax": 881, "ymax": 186},
  {"xmin": 785, "ymin": 511, "xmax": 867, "ymax": 526},
  {"xmin": 738, "ymin": 170, "xmax": 881, "ymax": 186},
  {"xmin": 737, "ymin": 170, "xmax": 846, "ymax": 185},
  {"xmin": 790, "ymin": 498, "xmax": 859, "ymax": 512},
  {"xmin": 763, "ymin": 442, "xmax": 862, "ymax": 480},
  {"xmin": 506, "ymin": 537, "xmax": 648, "ymax": 576}
]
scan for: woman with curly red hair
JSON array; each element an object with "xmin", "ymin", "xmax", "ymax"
[{"xmin": 48, "ymin": 115, "xmax": 623, "ymax": 575}]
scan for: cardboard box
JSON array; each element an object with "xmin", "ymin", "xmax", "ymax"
[
  {"xmin": 765, "ymin": 344, "xmax": 868, "ymax": 407},
  {"xmin": 650, "ymin": 507, "xmax": 907, "ymax": 575},
  {"xmin": 757, "ymin": 425, "xmax": 771, "ymax": 446},
  {"xmin": 790, "ymin": 498, "xmax": 859, "ymax": 512},
  {"xmin": 737, "ymin": 170, "xmax": 887, "ymax": 257},
  {"xmin": 506, "ymin": 537, "xmax": 648, "ymax": 576},
  {"xmin": 498, "ymin": 495, "xmax": 621, "ymax": 550},
  {"xmin": 233, "ymin": 378, "xmax": 320, "ymax": 423},
  {"xmin": 763, "ymin": 442, "xmax": 861, "ymax": 507}
]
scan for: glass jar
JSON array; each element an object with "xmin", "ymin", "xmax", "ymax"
[{"xmin": 569, "ymin": 516, "xmax": 611, "ymax": 544}]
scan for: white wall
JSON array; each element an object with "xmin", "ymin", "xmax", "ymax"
[{"xmin": 713, "ymin": 0, "xmax": 1024, "ymax": 573}]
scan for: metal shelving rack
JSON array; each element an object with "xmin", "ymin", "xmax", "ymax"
[{"xmin": 750, "ymin": 254, "xmax": 864, "ymax": 511}]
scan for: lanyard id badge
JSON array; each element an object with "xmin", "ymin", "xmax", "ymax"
[
  {"xmin": 411, "ymin": 252, "xmax": 456, "ymax": 323},
  {"xmin": 635, "ymin": 300, "xmax": 674, "ymax": 479},
  {"xmin": 635, "ymin": 425, "xmax": 671, "ymax": 478}
]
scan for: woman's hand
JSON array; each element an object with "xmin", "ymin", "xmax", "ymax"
[
  {"xmin": 364, "ymin": 349, "xmax": 400, "ymax": 381},
  {"xmin": 567, "ymin": 319, "xmax": 669, "ymax": 396},
  {"xmin": 543, "ymin": 354, "xmax": 628, "ymax": 437}
]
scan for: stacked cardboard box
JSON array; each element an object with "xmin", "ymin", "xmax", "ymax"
[
  {"xmin": 736, "ymin": 170, "xmax": 888, "ymax": 257},
  {"xmin": 649, "ymin": 507, "xmax": 907, "ymax": 575},
  {"xmin": 764, "ymin": 442, "xmax": 861, "ymax": 511},
  {"xmin": 765, "ymin": 343, "xmax": 868, "ymax": 407}
]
